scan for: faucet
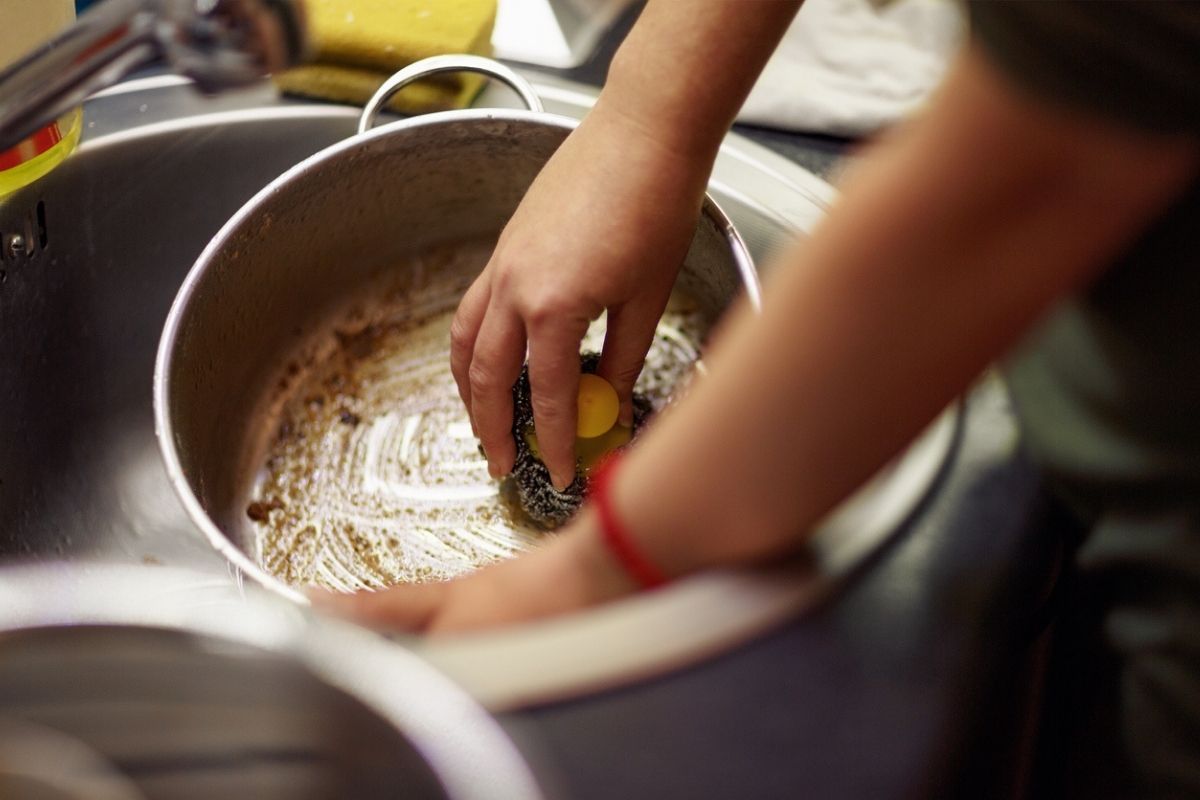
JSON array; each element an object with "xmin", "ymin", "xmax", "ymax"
[{"xmin": 0, "ymin": 0, "xmax": 309, "ymax": 153}]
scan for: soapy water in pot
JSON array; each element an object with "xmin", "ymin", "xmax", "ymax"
[{"xmin": 248, "ymin": 241, "xmax": 708, "ymax": 592}]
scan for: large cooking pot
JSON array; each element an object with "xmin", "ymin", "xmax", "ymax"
[{"xmin": 155, "ymin": 56, "xmax": 758, "ymax": 601}]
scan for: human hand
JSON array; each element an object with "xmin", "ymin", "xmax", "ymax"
[
  {"xmin": 310, "ymin": 512, "xmax": 638, "ymax": 634},
  {"xmin": 450, "ymin": 102, "xmax": 711, "ymax": 489}
]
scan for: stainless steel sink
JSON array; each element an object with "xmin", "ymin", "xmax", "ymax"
[
  {"xmin": 1, "ymin": 83, "xmax": 363, "ymax": 569},
  {"xmin": 0, "ymin": 73, "xmax": 956, "ymax": 710}
]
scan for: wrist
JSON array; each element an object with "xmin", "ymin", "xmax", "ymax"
[
  {"xmin": 592, "ymin": 72, "xmax": 725, "ymax": 168},
  {"xmin": 589, "ymin": 454, "xmax": 671, "ymax": 589},
  {"xmin": 561, "ymin": 508, "xmax": 644, "ymax": 603}
]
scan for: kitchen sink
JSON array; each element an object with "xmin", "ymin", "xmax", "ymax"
[
  {"xmin": 1, "ymin": 92, "xmax": 361, "ymax": 570},
  {"xmin": 0, "ymin": 73, "xmax": 956, "ymax": 709}
]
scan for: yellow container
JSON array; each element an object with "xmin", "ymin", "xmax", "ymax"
[{"xmin": 0, "ymin": 0, "xmax": 82, "ymax": 198}]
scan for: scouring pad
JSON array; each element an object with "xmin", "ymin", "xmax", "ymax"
[
  {"xmin": 508, "ymin": 353, "xmax": 652, "ymax": 528},
  {"xmin": 275, "ymin": 0, "xmax": 497, "ymax": 114}
]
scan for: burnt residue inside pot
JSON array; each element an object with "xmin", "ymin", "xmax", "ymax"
[{"xmin": 247, "ymin": 240, "xmax": 707, "ymax": 592}]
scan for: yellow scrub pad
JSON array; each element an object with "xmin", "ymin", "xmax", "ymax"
[{"xmin": 276, "ymin": 0, "xmax": 498, "ymax": 114}]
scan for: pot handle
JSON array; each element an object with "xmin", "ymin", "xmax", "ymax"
[{"xmin": 358, "ymin": 54, "xmax": 544, "ymax": 134}]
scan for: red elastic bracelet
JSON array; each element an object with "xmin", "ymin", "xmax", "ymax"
[{"xmin": 589, "ymin": 452, "xmax": 669, "ymax": 590}]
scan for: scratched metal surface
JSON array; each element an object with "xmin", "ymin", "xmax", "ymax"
[{"xmin": 247, "ymin": 242, "xmax": 705, "ymax": 591}]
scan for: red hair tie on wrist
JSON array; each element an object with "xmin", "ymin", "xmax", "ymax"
[{"xmin": 589, "ymin": 453, "xmax": 668, "ymax": 590}]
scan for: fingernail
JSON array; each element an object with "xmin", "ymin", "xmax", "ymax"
[
  {"xmin": 551, "ymin": 471, "xmax": 573, "ymax": 492},
  {"xmin": 487, "ymin": 460, "xmax": 501, "ymax": 480}
]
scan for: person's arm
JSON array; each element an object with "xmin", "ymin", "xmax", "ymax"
[
  {"xmin": 319, "ymin": 43, "xmax": 1199, "ymax": 633},
  {"xmin": 452, "ymin": 0, "xmax": 804, "ymax": 490},
  {"xmin": 611, "ymin": 44, "xmax": 1199, "ymax": 576}
]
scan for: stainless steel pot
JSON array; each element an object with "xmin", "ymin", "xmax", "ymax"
[
  {"xmin": 0, "ymin": 564, "xmax": 544, "ymax": 799},
  {"xmin": 155, "ymin": 56, "xmax": 758, "ymax": 601}
]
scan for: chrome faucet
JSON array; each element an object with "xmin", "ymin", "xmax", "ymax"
[{"xmin": 0, "ymin": 0, "xmax": 309, "ymax": 152}]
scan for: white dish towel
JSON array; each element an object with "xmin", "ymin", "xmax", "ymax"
[{"xmin": 737, "ymin": 0, "xmax": 966, "ymax": 137}]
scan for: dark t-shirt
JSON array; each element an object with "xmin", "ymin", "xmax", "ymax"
[
  {"xmin": 969, "ymin": 0, "xmax": 1200, "ymax": 513},
  {"xmin": 968, "ymin": 2, "xmax": 1200, "ymax": 796}
]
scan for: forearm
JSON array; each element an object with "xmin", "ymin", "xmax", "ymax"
[
  {"xmin": 596, "ymin": 0, "xmax": 804, "ymax": 161},
  {"xmin": 600, "ymin": 45, "xmax": 1199, "ymax": 576}
]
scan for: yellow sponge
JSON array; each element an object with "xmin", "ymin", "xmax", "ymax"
[{"xmin": 276, "ymin": 0, "xmax": 498, "ymax": 114}]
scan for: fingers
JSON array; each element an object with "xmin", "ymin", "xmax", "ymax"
[
  {"xmin": 469, "ymin": 305, "xmax": 526, "ymax": 478},
  {"xmin": 450, "ymin": 275, "xmax": 492, "ymax": 420},
  {"xmin": 527, "ymin": 314, "xmax": 590, "ymax": 490},
  {"xmin": 598, "ymin": 297, "xmax": 667, "ymax": 425},
  {"xmin": 308, "ymin": 582, "xmax": 448, "ymax": 632}
]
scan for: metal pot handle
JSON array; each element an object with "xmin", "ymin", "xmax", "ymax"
[{"xmin": 358, "ymin": 54, "xmax": 544, "ymax": 134}]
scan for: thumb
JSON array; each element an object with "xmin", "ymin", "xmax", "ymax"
[{"xmin": 307, "ymin": 582, "xmax": 448, "ymax": 632}]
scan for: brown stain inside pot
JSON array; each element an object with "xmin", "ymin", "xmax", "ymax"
[{"xmin": 249, "ymin": 241, "xmax": 708, "ymax": 591}]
